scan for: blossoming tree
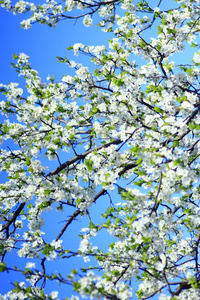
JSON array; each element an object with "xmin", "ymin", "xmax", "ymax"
[{"xmin": 1, "ymin": 0, "xmax": 200, "ymax": 299}]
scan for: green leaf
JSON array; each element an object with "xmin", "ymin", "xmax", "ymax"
[
  {"xmin": 89, "ymin": 221, "xmax": 96, "ymax": 229},
  {"xmin": 3, "ymin": 123, "xmax": 9, "ymax": 134},
  {"xmin": 73, "ymin": 281, "xmax": 81, "ymax": 291},
  {"xmin": 25, "ymin": 157, "xmax": 31, "ymax": 166},
  {"xmin": 85, "ymin": 159, "xmax": 93, "ymax": 171},
  {"xmin": 12, "ymin": 53, "xmax": 18, "ymax": 60},
  {"xmin": 173, "ymin": 140, "xmax": 179, "ymax": 147},
  {"xmin": 130, "ymin": 144, "xmax": 140, "ymax": 153},
  {"xmin": 0, "ymin": 263, "xmax": 7, "ymax": 272},
  {"xmin": 53, "ymin": 138, "xmax": 60, "ymax": 145},
  {"xmin": 113, "ymin": 78, "xmax": 124, "ymax": 87},
  {"xmin": 154, "ymin": 106, "xmax": 163, "ymax": 113},
  {"xmin": 157, "ymin": 25, "xmax": 163, "ymax": 34},
  {"xmin": 136, "ymin": 157, "xmax": 143, "ymax": 165},
  {"xmin": 142, "ymin": 236, "xmax": 152, "ymax": 243},
  {"xmin": 136, "ymin": 289, "xmax": 144, "ymax": 299},
  {"xmin": 44, "ymin": 189, "xmax": 51, "ymax": 196},
  {"xmin": 112, "ymin": 270, "xmax": 120, "ymax": 276},
  {"xmin": 67, "ymin": 46, "xmax": 73, "ymax": 50}
]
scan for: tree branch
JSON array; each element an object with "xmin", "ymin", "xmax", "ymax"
[{"xmin": 46, "ymin": 139, "xmax": 122, "ymax": 177}]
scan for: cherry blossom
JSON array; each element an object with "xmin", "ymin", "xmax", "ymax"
[{"xmin": 1, "ymin": 0, "xmax": 200, "ymax": 299}]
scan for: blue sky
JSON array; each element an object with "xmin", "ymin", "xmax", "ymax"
[
  {"xmin": 0, "ymin": 1, "xmax": 199, "ymax": 299},
  {"xmin": 0, "ymin": 7, "xmax": 110, "ymax": 84},
  {"xmin": 0, "ymin": 6, "xmax": 114, "ymax": 299}
]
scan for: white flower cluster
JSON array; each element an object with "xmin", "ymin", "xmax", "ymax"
[{"xmin": 1, "ymin": 1, "xmax": 200, "ymax": 299}]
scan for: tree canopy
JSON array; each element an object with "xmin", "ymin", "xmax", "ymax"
[{"xmin": 1, "ymin": 0, "xmax": 200, "ymax": 299}]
